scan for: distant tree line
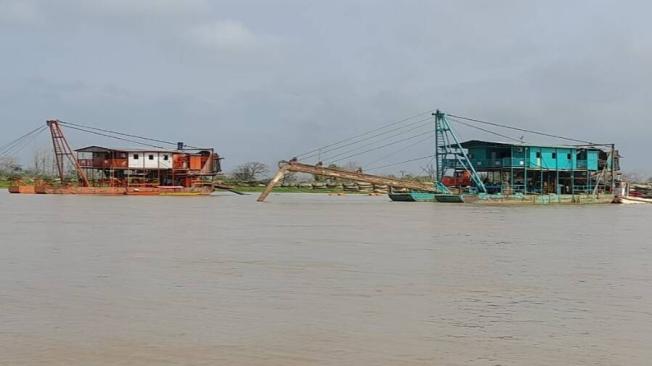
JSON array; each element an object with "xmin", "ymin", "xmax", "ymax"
[{"xmin": 0, "ymin": 149, "xmax": 77, "ymax": 182}]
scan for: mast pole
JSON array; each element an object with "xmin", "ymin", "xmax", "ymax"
[
  {"xmin": 610, "ymin": 144, "xmax": 616, "ymax": 194},
  {"xmin": 434, "ymin": 111, "xmax": 439, "ymax": 183}
]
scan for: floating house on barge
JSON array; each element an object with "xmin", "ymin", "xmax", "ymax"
[
  {"xmin": 451, "ymin": 140, "xmax": 619, "ymax": 195},
  {"xmin": 75, "ymin": 145, "xmax": 222, "ymax": 189},
  {"xmin": 8, "ymin": 120, "xmax": 224, "ymax": 195},
  {"xmin": 259, "ymin": 111, "xmax": 623, "ymax": 204}
]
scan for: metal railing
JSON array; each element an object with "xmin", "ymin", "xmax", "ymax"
[{"xmin": 78, "ymin": 159, "xmax": 128, "ymax": 168}]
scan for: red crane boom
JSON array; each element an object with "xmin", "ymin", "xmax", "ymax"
[{"xmin": 47, "ymin": 120, "xmax": 90, "ymax": 187}]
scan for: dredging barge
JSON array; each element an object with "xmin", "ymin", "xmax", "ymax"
[
  {"xmin": 9, "ymin": 120, "xmax": 223, "ymax": 196},
  {"xmin": 258, "ymin": 110, "xmax": 622, "ymax": 205},
  {"xmin": 5, "ymin": 111, "xmax": 624, "ymax": 203}
]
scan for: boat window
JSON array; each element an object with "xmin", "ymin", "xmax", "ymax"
[
  {"xmin": 133, "ymin": 154, "xmax": 139, "ymax": 160},
  {"xmin": 163, "ymin": 155, "xmax": 169, "ymax": 161},
  {"xmin": 536, "ymin": 152, "xmax": 541, "ymax": 158},
  {"xmin": 552, "ymin": 152, "xmax": 557, "ymax": 159},
  {"xmin": 567, "ymin": 153, "xmax": 572, "ymax": 160},
  {"xmin": 148, "ymin": 155, "xmax": 154, "ymax": 160}
]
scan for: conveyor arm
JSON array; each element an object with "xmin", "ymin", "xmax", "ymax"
[{"xmin": 257, "ymin": 161, "xmax": 436, "ymax": 202}]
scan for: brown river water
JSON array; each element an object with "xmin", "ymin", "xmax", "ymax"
[{"xmin": 0, "ymin": 190, "xmax": 651, "ymax": 365}]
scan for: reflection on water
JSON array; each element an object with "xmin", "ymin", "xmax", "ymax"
[{"xmin": 1, "ymin": 191, "xmax": 651, "ymax": 365}]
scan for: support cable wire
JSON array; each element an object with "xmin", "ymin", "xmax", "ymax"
[
  {"xmin": 1, "ymin": 133, "xmax": 33, "ymax": 157},
  {"xmin": 0, "ymin": 126, "xmax": 47, "ymax": 156},
  {"xmin": 296, "ymin": 109, "xmax": 435, "ymax": 159},
  {"xmin": 447, "ymin": 113, "xmax": 594, "ymax": 145},
  {"xmin": 301, "ymin": 116, "xmax": 434, "ymax": 161},
  {"xmin": 320, "ymin": 119, "xmax": 434, "ymax": 162},
  {"xmin": 447, "ymin": 117, "xmax": 525, "ymax": 144},
  {"xmin": 60, "ymin": 124, "xmax": 168, "ymax": 149},
  {"xmin": 13, "ymin": 128, "xmax": 48, "ymax": 156},
  {"xmin": 59, "ymin": 120, "xmax": 201, "ymax": 149},
  {"xmin": 1, "ymin": 128, "xmax": 46, "ymax": 157},
  {"xmin": 0, "ymin": 125, "xmax": 47, "ymax": 155},
  {"xmin": 330, "ymin": 130, "xmax": 434, "ymax": 164},
  {"xmin": 363, "ymin": 132, "xmax": 434, "ymax": 168},
  {"xmin": 365, "ymin": 154, "xmax": 436, "ymax": 172}
]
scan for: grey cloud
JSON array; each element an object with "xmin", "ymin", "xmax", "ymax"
[
  {"xmin": 0, "ymin": 0, "xmax": 650, "ymax": 175},
  {"xmin": 0, "ymin": 0, "xmax": 39, "ymax": 25}
]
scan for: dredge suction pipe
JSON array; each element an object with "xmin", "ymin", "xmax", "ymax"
[{"xmin": 257, "ymin": 160, "xmax": 436, "ymax": 202}]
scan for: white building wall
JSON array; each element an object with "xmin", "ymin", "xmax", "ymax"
[
  {"xmin": 159, "ymin": 153, "xmax": 172, "ymax": 169},
  {"xmin": 128, "ymin": 152, "xmax": 145, "ymax": 169},
  {"xmin": 144, "ymin": 152, "xmax": 159, "ymax": 169},
  {"xmin": 128, "ymin": 152, "xmax": 173, "ymax": 169}
]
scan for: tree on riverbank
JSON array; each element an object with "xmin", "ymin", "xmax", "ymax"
[
  {"xmin": 0, "ymin": 157, "xmax": 22, "ymax": 176},
  {"xmin": 231, "ymin": 162, "xmax": 270, "ymax": 182}
]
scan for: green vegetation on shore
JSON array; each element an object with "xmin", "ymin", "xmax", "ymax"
[{"xmin": 0, "ymin": 180, "xmax": 9, "ymax": 189}]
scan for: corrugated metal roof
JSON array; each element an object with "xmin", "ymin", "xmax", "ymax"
[{"xmin": 75, "ymin": 145, "xmax": 115, "ymax": 153}]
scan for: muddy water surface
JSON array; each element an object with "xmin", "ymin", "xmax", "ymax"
[{"xmin": 1, "ymin": 191, "xmax": 651, "ymax": 365}]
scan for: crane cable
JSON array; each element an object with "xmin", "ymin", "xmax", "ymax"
[
  {"xmin": 365, "ymin": 154, "xmax": 436, "ymax": 172},
  {"xmin": 60, "ymin": 124, "xmax": 168, "ymax": 149},
  {"xmin": 447, "ymin": 113, "xmax": 595, "ymax": 145},
  {"xmin": 320, "ymin": 118, "xmax": 434, "ymax": 162},
  {"xmin": 447, "ymin": 117, "xmax": 524, "ymax": 144},
  {"xmin": 296, "ymin": 109, "xmax": 435, "ymax": 159},
  {"xmin": 58, "ymin": 120, "xmax": 202, "ymax": 149},
  {"xmin": 0, "ymin": 125, "xmax": 46, "ymax": 152},
  {"xmin": 363, "ymin": 133, "xmax": 434, "ymax": 168},
  {"xmin": 9, "ymin": 127, "xmax": 48, "ymax": 157},
  {"xmin": 330, "ymin": 130, "xmax": 435, "ymax": 164},
  {"xmin": 301, "ymin": 116, "xmax": 434, "ymax": 161},
  {"xmin": 0, "ymin": 125, "xmax": 48, "ymax": 157}
]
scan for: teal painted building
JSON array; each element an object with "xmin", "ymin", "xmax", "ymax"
[
  {"xmin": 462, "ymin": 141, "xmax": 600, "ymax": 171},
  {"xmin": 444, "ymin": 140, "xmax": 616, "ymax": 195}
]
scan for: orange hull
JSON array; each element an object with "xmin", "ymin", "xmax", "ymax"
[
  {"xmin": 9, "ymin": 184, "xmax": 212, "ymax": 196},
  {"xmin": 126, "ymin": 186, "xmax": 212, "ymax": 196},
  {"xmin": 36, "ymin": 186, "xmax": 126, "ymax": 195},
  {"xmin": 8, "ymin": 185, "xmax": 36, "ymax": 194}
]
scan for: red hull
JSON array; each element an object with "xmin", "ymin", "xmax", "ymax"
[{"xmin": 9, "ymin": 185, "xmax": 213, "ymax": 196}]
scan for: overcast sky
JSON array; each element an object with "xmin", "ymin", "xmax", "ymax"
[{"xmin": 1, "ymin": 0, "xmax": 650, "ymax": 175}]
